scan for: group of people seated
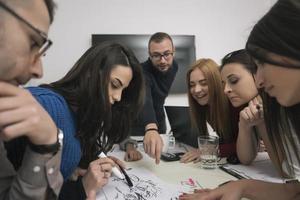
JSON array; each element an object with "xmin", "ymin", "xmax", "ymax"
[{"xmin": 0, "ymin": 0, "xmax": 300, "ymax": 199}]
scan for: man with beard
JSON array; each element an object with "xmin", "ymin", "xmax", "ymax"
[{"xmin": 121, "ymin": 32, "xmax": 178, "ymax": 164}]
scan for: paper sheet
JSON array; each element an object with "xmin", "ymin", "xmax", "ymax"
[
  {"xmin": 96, "ymin": 167, "xmax": 197, "ymax": 200},
  {"xmin": 222, "ymin": 152, "xmax": 284, "ymax": 183}
]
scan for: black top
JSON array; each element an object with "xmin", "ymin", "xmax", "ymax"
[
  {"xmin": 131, "ymin": 58, "xmax": 178, "ymax": 135},
  {"xmin": 58, "ymin": 177, "xmax": 86, "ymax": 200}
]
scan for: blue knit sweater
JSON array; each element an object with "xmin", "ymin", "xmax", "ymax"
[{"xmin": 27, "ymin": 87, "xmax": 81, "ymax": 180}]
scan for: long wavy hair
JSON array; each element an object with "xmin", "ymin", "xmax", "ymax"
[
  {"xmin": 187, "ymin": 58, "xmax": 232, "ymax": 143},
  {"xmin": 42, "ymin": 42, "xmax": 144, "ymax": 166}
]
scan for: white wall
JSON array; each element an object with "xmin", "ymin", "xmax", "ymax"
[{"xmin": 35, "ymin": 0, "xmax": 274, "ymax": 106}]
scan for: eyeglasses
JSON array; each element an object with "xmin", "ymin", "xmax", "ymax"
[
  {"xmin": 0, "ymin": 2, "xmax": 52, "ymax": 58},
  {"xmin": 150, "ymin": 52, "xmax": 174, "ymax": 62}
]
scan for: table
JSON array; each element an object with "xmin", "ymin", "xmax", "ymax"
[{"xmin": 109, "ymin": 144, "xmax": 238, "ymax": 190}]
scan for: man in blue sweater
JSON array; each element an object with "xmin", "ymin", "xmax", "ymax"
[{"xmin": 123, "ymin": 32, "xmax": 178, "ymax": 164}]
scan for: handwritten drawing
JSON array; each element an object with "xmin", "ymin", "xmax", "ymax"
[
  {"xmin": 111, "ymin": 174, "xmax": 161, "ymax": 200},
  {"xmin": 97, "ymin": 168, "xmax": 181, "ymax": 200}
]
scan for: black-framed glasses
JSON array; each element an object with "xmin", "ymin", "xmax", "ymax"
[
  {"xmin": 0, "ymin": 2, "xmax": 52, "ymax": 58},
  {"xmin": 150, "ymin": 51, "xmax": 174, "ymax": 62}
]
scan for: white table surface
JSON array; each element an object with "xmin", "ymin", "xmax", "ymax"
[{"xmin": 108, "ymin": 144, "xmax": 238, "ymax": 190}]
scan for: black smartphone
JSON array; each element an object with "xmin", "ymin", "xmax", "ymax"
[{"xmin": 161, "ymin": 152, "xmax": 185, "ymax": 162}]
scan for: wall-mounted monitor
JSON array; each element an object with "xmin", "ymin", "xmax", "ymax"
[{"xmin": 92, "ymin": 34, "xmax": 196, "ymax": 94}]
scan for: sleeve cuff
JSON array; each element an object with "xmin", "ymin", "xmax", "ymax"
[{"xmin": 18, "ymin": 146, "xmax": 63, "ymax": 196}]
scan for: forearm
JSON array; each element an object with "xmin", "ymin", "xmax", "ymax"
[
  {"xmin": 236, "ymin": 122, "xmax": 258, "ymax": 164},
  {"xmin": 0, "ymin": 144, "xmax": 63, "ymax": 200},
  {"xmin": 242, "ymin": 179, "xmax": 300, "ymax": 200}
]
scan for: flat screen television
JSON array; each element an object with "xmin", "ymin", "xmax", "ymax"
[{"xmin": 92, "ymin": 34, "xmax": 196, "ymax": 94}]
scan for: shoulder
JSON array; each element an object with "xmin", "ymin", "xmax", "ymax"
[
  {"xmin": 27, "ymin": 87, "xmax": 66, "ymax": 105},
  {"xmin": 27, "ymin": 87, "xmax": 65, "ymax": 102},
  {"xmin": 27, "ymin": 87, "xmax": 71, "ymax": 119}
]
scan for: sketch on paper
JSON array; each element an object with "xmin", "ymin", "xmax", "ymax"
[{"xmin": 96, "ymin": 168, "xmax": 181, "ymax": 200}]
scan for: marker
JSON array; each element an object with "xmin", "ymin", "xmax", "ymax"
[
  {"xmin": 219, "ymin": 166, "xmax": 245, "ymax": 179},
  {"xmin": 218, "ymin": 180, "xmax": 232, "ymax": 187},
  {"xmin": 98, "ymin": 152, "xmax": 124, "ymax": 179},
  {"xmin": 117, "ymin": 163, "xmax": 133, "ymax": 187},
  {"xmin": 256, "ymin": 104, "xmax": 261, "ymax": 110}
]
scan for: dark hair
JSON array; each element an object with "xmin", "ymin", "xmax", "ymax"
[
  {"xmin": 221, "ymin": 49, "xmax": 257, "ymax": 74},
  {"xmin": 148, "ymin": 32, "xmax": 174, "ymax": 51},
  {"xmin": 44, "ymin": 0, "xmax": 56, "ymax": 24},
  {"xmin": 246, "ymin": 0, "xmax": 300, "ymax": 177},
  {"xmin": 41, "ymin": 42, "xmax": 144, "ymax": 166},
  {"xmin": 187, "ymin": 58, "xmax": 233, "ymax": 142},
  {"xmin": 246, "ymin": 0, "xmax": 300, "ymax": 69}
]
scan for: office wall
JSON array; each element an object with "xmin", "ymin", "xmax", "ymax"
[{"xmin": 37, "ymin": 0, "xmax": 274, "ymax": 106}]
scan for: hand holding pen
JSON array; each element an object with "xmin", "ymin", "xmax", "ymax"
[
  {"xmin": 99, "ymin": 152, "xmax": 133, "ymax": 187},
  {"xmin": 81, "ymin": 156, "xmax": 115, "ymax": 199}
]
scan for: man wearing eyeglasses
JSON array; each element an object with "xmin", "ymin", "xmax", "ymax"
[
  {"xmin": 121, "ymin": 32, "xmax": 178, "ymax": 164},
  {"xmin": 0, "ymin": 0, "xmax": 63, "ymax": 199}
]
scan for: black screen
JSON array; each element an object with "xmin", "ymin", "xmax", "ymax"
[
  {"xmin": 92, "ymin": 34, "xmax": 196, "ymax": 94},
  {"xmin": 164, "ymin": 106, "xmax": 199, "ymax": 147}
]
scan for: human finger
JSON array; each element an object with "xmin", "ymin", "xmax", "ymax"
[
  {"xmin": 150, "ymin": 139, "xmax": 156, "ymax": 158},
  {"xmin": 124, "ymin": 152, "xmax": 130, "ymax": 161},
  {"xmin": 155, "ymin": 141, "xmax": 162, "ymax": 164},
  {"xmin": 244, "ymin": 107, "xmax": 254, "ymax": 121},
  {"xmin": 240, "ymin": 109, "xmax": 250, "ymax": 121},
  {"xmin": 108, "ymin": 156, "xmax": 125, "ymax": 169},
  {"xmin": 0, "ymin": 82, "xmax": 23, "ymax": 97},
  {"xmin": 180, "ymin": 152, "xmax": 198, "ymax": 163}
]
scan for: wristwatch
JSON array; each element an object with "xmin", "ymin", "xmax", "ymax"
[{"xmin": 28, "ymin": 129, "xmax": 64, "ymax": 155}]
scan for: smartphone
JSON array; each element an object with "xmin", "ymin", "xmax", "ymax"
[{"xmin": 161, "ymin": 152, "xmax": 185, "ymax": 162}]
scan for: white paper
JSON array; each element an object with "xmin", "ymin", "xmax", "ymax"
[
  {"xmin": 96, "ymin": 167, "xmax": 196, "ymax": 200},
  {"xmin": 222, "ymin": 152, "xmax": 285, "ymax": 183}
]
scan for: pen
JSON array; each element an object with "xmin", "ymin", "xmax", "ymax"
[
  {"xmin": 117, "ymin": 163, "xmax": 133, "ymax": 187},
  {"xmin": 98, "ymin": 152, "xmax": 124, "ymax": 179},
  {"xmin": 218, "ymin": 180, "xmax": 232, "ymax": 187},
  {"xmin": 219, "ymin": 166, "xmax": 245, "ymax": 179}
]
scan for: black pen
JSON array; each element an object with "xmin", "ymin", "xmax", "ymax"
[
  {"xmin": 219, "ymin": 166, "xmax": 245, "ymax": 179},
  {"xmin": 218, "ymin": 180, "xmax": 232, "ymax": 187},
  {"xmin": 117, "ymin": 164, "xmax": 133, "ymax": 188}
]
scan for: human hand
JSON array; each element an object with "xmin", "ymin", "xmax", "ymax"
[
  {"xmin": 180, "ymin": 148, "xmax": 201, "ymax": 163},
  {"xmin": 82, "ymin": 157, "xmax": 114, "ymax": 199},
  {"xmin": 258, "ymin": 139, "xmax": 267, "ymax": 152},
  {"xmin": 124, "ymin": 144, "xmax": 143, "ymax": 161},
  {"xmin": 144, "ymin": 130, "xmax": 163, "ymax": 164},
  {"xmin": 0, "ymin": 82, "xmax": 57, "ymax": 145},
  {"xmin": 179, "ymin": 181, "xmax": 244, "ymax": 200},
  {"xmin": 107, "ymin": 155, "xmax": 126, "ymax": 170},
  {"xmin": 239, "ymin": 95, "xmax": 263, "ymax": 127}
]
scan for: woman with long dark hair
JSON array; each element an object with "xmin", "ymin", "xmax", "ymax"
[
  {"xmin": 220, "ymin": 49, "xmax": 268, "ymax": 165},
  {"xmin": 28, "ymin": 42, "xmax": 144, "ymax": 199}
]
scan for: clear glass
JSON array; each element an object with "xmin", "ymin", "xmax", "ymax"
[
  {"xmin": 160, "ymin": 131, "xmax": 176, "ymax": 153},
  {"xmin": 198, "ymin": 135, "xmax": 219, "ymax": 169}
]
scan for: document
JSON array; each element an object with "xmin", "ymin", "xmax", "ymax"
[
  {"xmin": 96, "ymin": 167, "xmax": 192, "ymax": 200},
  {"xmin": 220, "ymin": 152, "xmax": 284, "ymax": 183}
]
